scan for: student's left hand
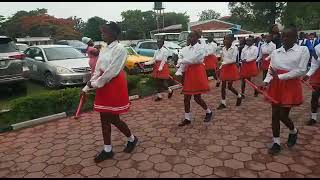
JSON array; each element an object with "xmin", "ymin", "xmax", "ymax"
[
  {"xmin": 158, "ymin": 66, "xmax": 163, "ymax": 71},
  {"xmin": 269, "ymin": 67, "xmax": 279, "ymax": 79},
  {"xmin": 87, "ymin": 81, "xmax": 93, "ymax": 88}
]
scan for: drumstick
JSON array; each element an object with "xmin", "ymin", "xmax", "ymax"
[
  {"xmin": 244, "ymin": 79, "xmax": 279, "ymax": 104},
  {"xmin": 74, "ymin": 93, "xmax": 85, "ymax": 119}
]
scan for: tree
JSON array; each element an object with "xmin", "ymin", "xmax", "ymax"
[
  {"xmin": 163, "ymin": 12, "xmax": 190, "ymax": 31},
  {"xmin": 82, "ymin": 16, "xmax": 107, "ymax": 41},
  {"xmin": 198, "ymin": 10, "xmax": 221, "ymax": 21},
  {"xmin": 281, "ymin": 2, "xmax": 320, "ymax": 30},
  {"xmin": 70, "ymin": 16, "xmax": 86, "ymax": 32},
  {"xmin": 228, "ymin": 2, "xmax": 285, "ymax": 32}
]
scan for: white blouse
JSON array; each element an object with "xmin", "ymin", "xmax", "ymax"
[
  {"xmin": 306, "ymin": 44, "xmax": 320, "ymax": 76},
  {"xmin": 82, "ymin": 41, "xmax": 127, "ymax": 92},
  {"xmin": 179, "ymin": 42, "xmax": 206, "ymax": 64},
  {"xmin": 221, "ymin": 44, "xmax": 238, "ymax": 65},
  {"xmin": 264, "ymin": 44, "xmax": 310, "ymax": 83},
  {"xmin": 257, "ymin": 41, "xmax": 276, "ymax": 62},
  {"xmin": 205, "ymin": 42, "xmax": 218, "ymax": 56},
  {"xmin": 241, "ymin": 45, "xmax": 259, "ymax": 62}
]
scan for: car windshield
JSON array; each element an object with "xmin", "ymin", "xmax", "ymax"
[
  {"xmin": 67, "ymin": 40, "xmax": 87, "ymax": 48},
  {"xmin": 126, "ymin": 47, "xmax": 137, "ymax": 55},
  {"xmin": 17, "ymin": 44, "xmax": 28, "ymax": 51},
  {"xmin": 44, "ymin": 47, "xmax": 86, "ymax": 61},
  {"xmin": 0, "ymin": 38, "xmax": 19, "ymax": 53},
  {"xmin": 165, "ymin": 42, "xmax": 181, "ymax": 49}
]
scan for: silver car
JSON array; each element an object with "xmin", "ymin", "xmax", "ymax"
[{"xmin": 24, "ymin": 45, "xmax": 91, "ymax": 88}]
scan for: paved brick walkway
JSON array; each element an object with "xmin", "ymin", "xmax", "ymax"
[{"xmin": 1, "ymin": 80, "xmax": 320, "ymax": 178}]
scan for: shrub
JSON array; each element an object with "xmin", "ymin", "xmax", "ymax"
[{"xmin": 0, "ymin": 73, "xmax": 178, "ymax": 128}]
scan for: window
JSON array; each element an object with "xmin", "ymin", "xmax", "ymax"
[
  {"xmin": 0, "ymin": 38, "xmax": 19, "ymax": 53},
  {"xmin": 44, "ymin": 47, "xmax": 86, "ymax": 61},
  {"xmin": 26, "ymin": 48, "xmax": 44, "ymax": 60},
  {"xmin": 139, "ymin": 42, "xmax": 158, "ymax": 50}
]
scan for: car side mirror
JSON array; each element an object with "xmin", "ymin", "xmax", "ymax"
[{"xmin": 34, "ymin": 56, "xmax": 44, "ymax": 61}]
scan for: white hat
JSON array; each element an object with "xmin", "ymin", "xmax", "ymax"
[{"xmin": 82, "ymin": 37, "xmax": 92, "ymax": 44}]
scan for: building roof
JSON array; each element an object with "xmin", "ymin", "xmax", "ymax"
[
  {"xmin": 16, "ymin": 37, "xmax": 51, "ymax": 42},
  {"xmin": 189, "ymin": 19, "xmax": 238, "ymax": 28},
  {"xmin": 151, "ymin": 24, "xmax": 182, "ymax": 33}
]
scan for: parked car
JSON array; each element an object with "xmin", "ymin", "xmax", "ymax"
[
  {"xmin": 0, "ymin": 36, "xmax": 30, "ymax": 94},
  {"xmin": 24, "ymin": 45, "xmax": 91, "ymax": 88},
  {"xmin": 16, "ymin": 43, "xmax": 29, "ymax": 53},
  {"xmin": 134, "ymin": 40, "xmax": 181, "ymax": 67},
  {"xmin": 56, "ymin": 40, "xmax": 87, "ymax": 54},
  {"xmin": 125, "ymin": 46, "xmax": 153, "ymax": 74}
]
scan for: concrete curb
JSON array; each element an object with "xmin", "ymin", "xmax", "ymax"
[
  {"xmin": 1, "ymin": 78, "xmax": 216, "ymax": 133},
  {"xmin": 11, "ymin": 112, "xmax": 67, "ymax": 131}
]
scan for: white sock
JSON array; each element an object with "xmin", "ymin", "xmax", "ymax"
[
  {"xmin": 104, "ymin": 145, "xmax": 112, "ymax": 152},
  {"xmin": 157, "ymin": 93, "xmax": 162, "ymax": 98},
  {"xmin": 289, "ymin": 128, "xmax": 298, "ymax": 135},
  {"xmin": 311, "ymin": 113, "xmax": 317, "ymax": 120},
  {"xmin": 128, "ymin": 134, "xmax": 135, "ymax": 142},
  {"xmin": 238, "ymin": 93, "xmax": 242, "ymax": 98},
  {"xmin": 206, "ymin": 108, "xmax": 212, "ymax": 114},
  {"xmin": 185, "ymin": 112, "xmax": 192, "ymax": 121},
  {"xmin": 273, "ymin": 137, "xmax": 280, "ymax": 145},
  {"xmin": 168, "ymin": 88, "xmax": 173, "ymax": 93},
  {"xmin": 221, "ymin": 99, "xmax": 226, "ymax": 105}
]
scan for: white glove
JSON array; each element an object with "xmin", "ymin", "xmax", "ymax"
[{"xmin": 158, "ymin": 66, "xmax": 163, "ymax": 71}]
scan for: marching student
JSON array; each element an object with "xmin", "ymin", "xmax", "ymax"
[
  {"xmin": 303, "ymin": 43, "xmax": 320, "ymax": 126},
  {"xmin": 257, "ymin": 34, "xmax": 277, "ymax": 80},
  {"xmin": 144, "ymin": 38, "xmax": 173, "ymax": 101},
  {"xmin": 82, "ymin": 22, "xmax": 138, "ymax": 163},
  {"xmin": 176, "ymin": 31, "xmax": 213, "ymax": 127},
  {"xmin": 298, "ymin": 32, "xmax": 307, "ymax": 46},
  {"xmin": 240, "ymin": 37, "xmax": 259, "ymax": 98},
  {"xmin": 263, "ymin": 25, "xmax": 310, "ymax": 154},
  {"xmin": 217, "ymin": 34, "xmax": 242, "ymax": 110},
  {"xmin": 204, "ymin": 36, "xmax": 220, "ymax": 86},
  {"xmin": 82, "ymin": 37, "xmax": 100, "ymax": 76},
  {"xmin": 270, "ymin": 24, "xmax": 282, "ymax": 49}
]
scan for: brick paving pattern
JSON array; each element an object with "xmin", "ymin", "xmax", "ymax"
[{"xmin": 1, "ymin": 80, "xmax": 320, "ymax": 178}]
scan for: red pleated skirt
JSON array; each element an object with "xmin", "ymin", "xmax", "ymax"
[
  {"xmin": 182, "ymin": 64, "xmax": 210, "ymax": 95},
  {"xmin": 219, "ymin": 63, "xmax": 240, "ymax": 81},
  {"xmin": 310, "ymin": 69, "xmax": 320, "ymax": 87},
  {"xmin": 267, "ymin": 69, "xmax": 303, "ymax": 107},
  {"xmin": 94, "ymin": 70, "xmax": 130, "ymax": 114},
  {"xmin": 152, "ymin": 61, "xmax": 170, "ymax": 79},
  {"xmin": 240, "ymin": 60, "xmax": 259, "ymax": 78},
  {"xmin": 260, "ymin": 54, "xmax": 270, "ymax": 71},
  {"xmin": 204, "ymin": 55, "xmax": 218, "ymax": 70}
]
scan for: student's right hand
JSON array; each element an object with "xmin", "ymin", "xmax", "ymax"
[{"xmin": 303, "ymin": 75, "xmax": 310, "ymax": 81}]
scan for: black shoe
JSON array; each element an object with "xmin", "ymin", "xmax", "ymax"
[
  {"xmin": 216, "ymin": 82, "xmax": 220, "ymax": 87},
  {"xmin": 178, "ymin": 119, "xmax": 191, "ymax": 127},
  {"xmin": 217, "ymin": 103, "xmax": 226, "ymax": 110},
  {"xmin": 204, "ymin": 112, "xmax": 213, "ymax": 122},
  {"xmin": 268, "ymin": 143, "xmax": 281, "ymax": 155},
  {"xmin": 254, "ymin": 90, "xmax": 259, "ymax": 97},
  {"xmin": 287, "ymin": 130, "xmax": 298, "ymax": 148},
  {"xmin": 168, "ymin": 91, "xmax": 174, "ymax": 99},
  {"xmin": 123, "ymin": 136, "xmax": 138, "ymax": 153},
  {"xmin": 241, "ymin": 94, "xmax": 246, "ymax": 99},
  {"xmin": 94, "ymin": 150, "xmax": 114, "ymax": 163},
  {"xmin": 155, "ymin": 97, "xmax": 162, "ymax": 101},
  {"xmin": 306, "ymin": 119, "xmax": 317, "ymax": 126},
  {"xmin": 236, "ymin": 97, "xmax": 242, "ymax": 106}
]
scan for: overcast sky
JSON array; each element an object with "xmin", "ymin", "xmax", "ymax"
[{"xmin": 0, "ymin": 2, "xmax": 230, "ymax": 22}]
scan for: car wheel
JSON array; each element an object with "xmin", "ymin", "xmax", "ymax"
[{"xmin": 44, "ymin": 72, "xmax": 57, "ymax": 89}]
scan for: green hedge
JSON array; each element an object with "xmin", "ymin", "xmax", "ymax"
[{"xmin": 0, "ymin": 73, "xmax": 168, "ymax": 128}]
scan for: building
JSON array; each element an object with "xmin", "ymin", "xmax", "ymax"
[
  {"xmin": 150, "ymin": 24, "xmax": 182, "ymax": 38},
  {"xmin": 188, "ymin": 19, "xmax": 254, "ymax": 34},
  {"xmin": 15, "ymin": 37, "xmax": 53, "ymax": 46}
]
